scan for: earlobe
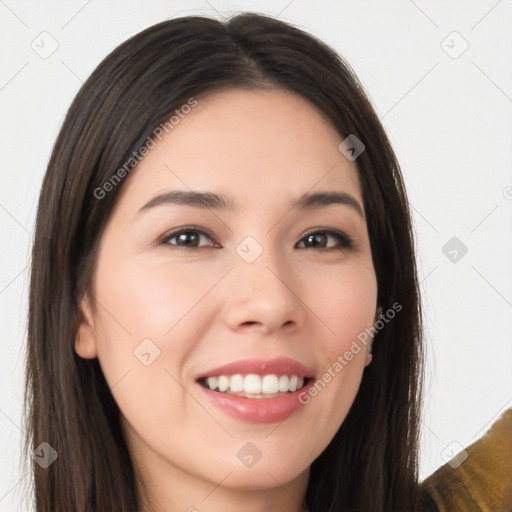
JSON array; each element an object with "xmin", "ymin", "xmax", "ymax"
[
  {"xmin": 75, "ymin": 294, "xmax": 98, "ymax": 359},
  {"xmin": 365, "ymin": 305, "xmax": 381, "ymax": 367},
  {"xmin": 374, "ymin": 305, "xmax": 383, "ymax": 323}
]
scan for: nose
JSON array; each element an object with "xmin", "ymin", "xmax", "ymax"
[{"xmin": 221, "ymin": 244, "xmax": 307, "ymax": 336}]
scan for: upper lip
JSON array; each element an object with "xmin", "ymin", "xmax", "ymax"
[{"xmin": 196, "ymin": 357, "xmax": 315, "ymax": 380}]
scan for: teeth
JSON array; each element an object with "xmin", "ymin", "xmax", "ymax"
[
  {"xmin": 278, "ymin": 375, "xmax": 289, "ymax": 392},
  {"xmin": 230, "ymin": 374, "xmax": 244, "ymax": 393},
  {"xmin": 203, "ymin": 373, "xmax": 306, "ymax": 396},
  {"xmin": 218, "ymin": 375, "xmax": 229, "ymax": 392},
  {"xmin": 207, "ymin": 376, "xmax": 218, "ymax": 390},
  {"xmin": 244, "ymin": 374, "xmax": 261, "ymax": 394},
  {"xmin": 262, "ymin": 375, "xmax": 278, "ymax": 394}
]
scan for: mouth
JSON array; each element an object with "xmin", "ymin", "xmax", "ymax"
[
  {"xmin": 197, "ymin": 374, "xmax": 312, "ymax": 399},
  {"xmin": 194, "ymin": 356, "xmax": 316, "ymax": 415}
]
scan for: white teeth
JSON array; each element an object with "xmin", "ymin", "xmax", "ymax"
[
  {"xmin": 207, "ymin": 376, "xmax": 218, "ymax": 390},
  {"xmin": 244, "ymin": 374, "xmax": 262, "ymax": 394},
  {"xmin": 288, "ymin": 375, "xmax": 298, "ymax": 392},
  {"xmin": 203, "ymin": 373, "xmax": 306, "ymax": 396},
  {"xmin": 278, "ymin": 375, "xmax": 289, "ymax": 392},
  {"xmin": 261, "ymin": 374, "xmax": 279, "ymax": 394},
  {"xmin": 229, "ymin": 374, "xmax": 244, "ymax": 393},
  {"xmin": 218, "ymin": 375, "xmax": 229, "ymax": 392}
]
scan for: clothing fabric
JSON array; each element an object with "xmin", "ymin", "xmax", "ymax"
[{"xmin": 422, "ymin": 408, "xmax": 512, "ymax": 511}]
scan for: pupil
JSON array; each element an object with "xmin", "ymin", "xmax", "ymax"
[
  {"xmin": 308, "ymin": 234, "xmax": 325, "ymax": 247},
  {"xmin": 179, "ymin": 232, "xmax": 198, "ymax": 246}
]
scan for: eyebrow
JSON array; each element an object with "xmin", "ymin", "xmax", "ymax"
[{"xmin": 138, "ymin": 189, "xmax": 365, "ymax": 218}]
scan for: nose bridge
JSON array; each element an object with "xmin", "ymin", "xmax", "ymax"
[
  {"xmin": 222, "ymin": 233, "xmax": 305, "ymax": 333},
  {"xmin": 234, "ymin": 233, "xmax": 292, "ymax": 300}
]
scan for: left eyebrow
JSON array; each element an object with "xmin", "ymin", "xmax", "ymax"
[
  {"xmin": 138, "ymin": 189, "xmax": 364, "ymax": 218},
  {"xmin": 295, "ymin": 191, "xmax": 364, "ymax": 218}
]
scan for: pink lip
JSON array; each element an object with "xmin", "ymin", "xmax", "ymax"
[
  {"xmin": 198, "ymin": 385, "xmax": 309, "ymax": 423},
  {"xmin": 196, "ymin": 357, "xmax": 315, "ymax": 379},
  {"xmin": 195, "ymin": 357, "xmax": 315, "ymax": 424}
]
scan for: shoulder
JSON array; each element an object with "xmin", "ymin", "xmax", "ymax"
[{"xmin": 421, "ymin": 408, "xmax": 512, "ymax": 512}]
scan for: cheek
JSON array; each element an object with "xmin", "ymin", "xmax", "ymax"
[
  {"xmin": 300, "ymin": 262, "xmax": 377, "ymax": 424},
  {"xmin": 91, "ymin": 258, "xmax": 213, "ymax": 440},
  {"xmin": 90, "ymin": 257, "xmax": 217, "ymax": 417},
  {"xmin": 93, "ymin": 256, "xmax": 221, "ymax": 354},
  {"xmin": 307, "ymin": 260, "xmax": 377, "ymax": 349}
]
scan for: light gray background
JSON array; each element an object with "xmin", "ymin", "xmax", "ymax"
[{"xmin": 1, "ymin": 1, "xmax": 511, "ymax": 510}]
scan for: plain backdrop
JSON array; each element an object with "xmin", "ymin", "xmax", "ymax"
[{"xmin": 1, "ymin": 1, "xmax": 511, "ymax": 510}]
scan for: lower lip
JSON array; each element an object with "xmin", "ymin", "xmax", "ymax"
[{"xmin": 198, "ymin": 383, "xmax": 308, "ymax": 423}]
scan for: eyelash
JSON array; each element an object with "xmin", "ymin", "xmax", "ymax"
[{"xmin": 160, "ymin": 225, "xmax": 355, "ymax": 252}]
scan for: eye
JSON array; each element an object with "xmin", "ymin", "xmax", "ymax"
[
  {"xmin": 160, "ymin": 227, "xmax": 354, "ymax": 252},
  {"xmin": 161, "ymin": 226, "xmax": 218, "ymax": 251},
  {"xmin": 296, "ymin": 229, "xmax": 354, "ymax": 251}
]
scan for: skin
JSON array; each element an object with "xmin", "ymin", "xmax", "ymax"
[{"xmin": 76, "ymin": 88, "xmax": 379, "ymax": 512}]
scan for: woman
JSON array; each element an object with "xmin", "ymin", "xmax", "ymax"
[{"xmin": 24, "ymin": 12, "xmax": 437, "ymax": 512}]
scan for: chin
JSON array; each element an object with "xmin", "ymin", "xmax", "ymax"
[{"xmin": 209, "ymin": 458, "xmax": 308, "ymax": 491}]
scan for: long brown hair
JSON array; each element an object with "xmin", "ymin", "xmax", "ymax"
[{"xmin": 24, "ymin": 12, "xmax": 434, "ymax": 512}]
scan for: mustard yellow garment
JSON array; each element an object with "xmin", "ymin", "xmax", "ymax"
[{"xmin": 422, "ymin": 408, "xmax": 512, "ymax": 511}]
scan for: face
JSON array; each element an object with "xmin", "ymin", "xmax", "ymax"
[{"xmin": 77, "ymin": 88, "xmax": 378, "ymax": 504}]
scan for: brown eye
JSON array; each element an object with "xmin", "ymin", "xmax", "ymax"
[
  {"xmin": 160, "ymin": 227, "xmax": 354, "ymax": 252},
  {"xmin": 297, "ymin": 229, "xmax": 354, "ymax": 251},
  {"xmin": 161, "ymin": 227, "xmax": 218, "ymax": 250}
]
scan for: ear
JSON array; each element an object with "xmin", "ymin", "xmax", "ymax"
[
  {"xmin": 75, "ymin": 293, "xmax": 98, "ymax": 359},
  {"xmin": 364, "ymin": 305, "xmax": 382, "ymax": 367},
  {"xmin": 373, "ymin": 305, "xmax": 383, "ymax": 324}
]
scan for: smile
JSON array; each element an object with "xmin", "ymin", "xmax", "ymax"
[
  {"xmin": 195, "ymin": 357, "xmax": 315, "ymax": 423},
  {"xmin": 198, "ymin": 374, "xmax": 308, "ymax": 398}
]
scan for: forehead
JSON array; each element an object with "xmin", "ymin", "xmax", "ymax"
[{"xmin": 118, "ymin": 87, "xmax": 363, "ymax": 212}]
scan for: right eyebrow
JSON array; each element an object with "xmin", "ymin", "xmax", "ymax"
[{"xmin": 138, "ymin": 190, "xmax": 235, "ymax": 213}]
